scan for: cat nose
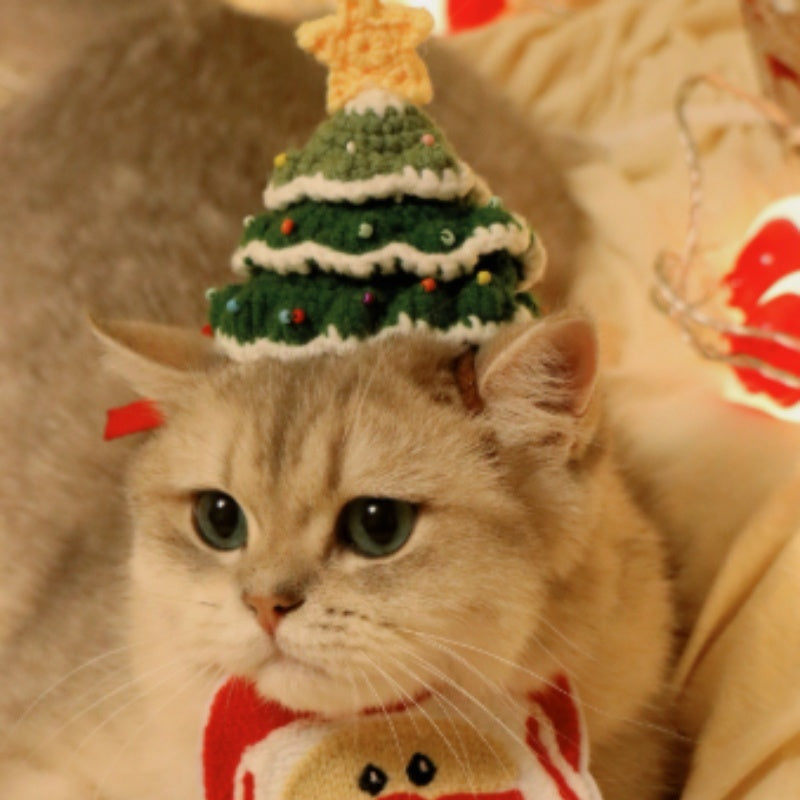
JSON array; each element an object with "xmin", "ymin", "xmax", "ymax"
[{"xmin": 243, "ymin": 591, "xmax": 305, "ymax": 635}]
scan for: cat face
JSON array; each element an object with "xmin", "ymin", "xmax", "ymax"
[{"xmin": 103, "ymin": 319, "xmax": 598, "ymax": 716}]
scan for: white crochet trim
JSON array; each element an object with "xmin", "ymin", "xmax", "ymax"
[
  {"xmin": 521, "ymin": 234, "xmax": 548, "ymax": 287},
  {"xmin": 232, "ymin": 221, "xmax": 533, "ymax": 279},
  {"xmin": 344, "ymin": 88, "xmax": 408, "ymax": 115},
  {"xmin": 213, "ymin": 307, "xmax": 538, "ymax": 363},
  {"xmin": 263, "ymin": 163, "xmax": 476, "ymax": 210}
]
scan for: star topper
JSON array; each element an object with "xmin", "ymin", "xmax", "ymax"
[{"xmin": 296, "ymin": 0, "xmax": 435, "ymax": 113}]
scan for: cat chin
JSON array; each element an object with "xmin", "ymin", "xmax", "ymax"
[{"xmin": 253, "ymin": 660, "xmax": 421, "ymax": 718}]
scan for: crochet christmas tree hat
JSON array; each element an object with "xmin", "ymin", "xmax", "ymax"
[{"xmin": 207, "ymin": 0, "xmax": 545, "ymax": 361}]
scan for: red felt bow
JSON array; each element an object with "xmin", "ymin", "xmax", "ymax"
[{"xmin": 104, "ymin": 400, "xmax": 164, "ymax": 440}]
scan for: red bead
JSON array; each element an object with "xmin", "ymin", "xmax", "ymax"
[
  {"xmin": 200, "ymin": 323, "xmax": 214, "ymax": 338},
  {"xmin": 281, "ymin": 218, "xmax": 295, "ymax": 235},
  {"xmin": 291, "ymin": 308, "xmax": 306, "ymax": 324},
  {"xmin": 421, "ymin": 278, "xmax": 437, "ymax": 293}
]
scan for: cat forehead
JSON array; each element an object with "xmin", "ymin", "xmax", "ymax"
[
  {"xmin": 163, "ymin": 337, "xmax": 485, "ymax": 495},
  {"xmin": 211, "ymin": 336, "xmax": 467, "ymax": 418}
]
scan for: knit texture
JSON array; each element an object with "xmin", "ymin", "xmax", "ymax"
[
  {"xmin": 211, "ymin": 251, "xmax": 538, "ymax": 351},
  {"xmin": 206, "ymin": 0, "xmax": 547, "ymax": 360},
  {"xmin": 202, "ymin": 676, "xmax": 603, "ymax": 800},
  {"xmin": 234, "ymin": 197, "xmax": 531, "ymax": 277},
  {"xmin": 263, "ymin": 99, "xmax": 474, "ymax": 210},
  {"xmin": 295, "ymin": 0, "xmax": 434, "ymax": 113}
]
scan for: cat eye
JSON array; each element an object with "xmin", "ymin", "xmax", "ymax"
[
  {"xmin": 192, "ymin": 491, "xmax": 248, "ymax": 551},
  {"xmin": 339, "ymin": 497, "xmax": 417, "ymax": 558}
]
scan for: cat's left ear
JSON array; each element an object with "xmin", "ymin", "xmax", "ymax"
[
  {"xmin": 91, "ymin": 317, "xmax": 226, "ymax": 400},
  {"xmin": 474, "ymin": 315, "xmax": 600, "ymax": 459}
]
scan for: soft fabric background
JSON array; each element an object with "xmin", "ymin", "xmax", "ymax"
[
  {"xmin": 448, "ymin": 2, "xmax": 800, "ymax": 796},
  {"xmin": 3, "ymin": 0, "xmax": 800, "ymax": 796}
]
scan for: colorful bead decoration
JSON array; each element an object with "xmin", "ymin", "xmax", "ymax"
[
  {"xmin": 421, "ymin": 277, "xmax": 437, "ymax": 293},
  {"xmin": 274, "ymin": 152, "xmax": 288, "ymax": 168},
  {"xmin": 421, "ymin": 133, "xmax": 436, "ymax": 147},
  {"xmin": 477, "ymin": 270, "xmax": 492, "ymax": 286},
  {"xmin": 226, "ymin": 298, "xmax": 241, "ymax": 314},
  {"xmin": 278, "ymin": 309, "xmax": 292, "ymax": 325},
  {"xmin": 440, "ymin": 228, "xmax": 456, "ymax": 247},
  {"xmin": 363, "ymin": 291, "xmax": 376, "ymax": 305},
  {"xmin": 358, "ymin": 222, "xmax": 374, "ymax": 239},
  {"xmin": 291, "ymin": 308, "xmax": 307, "ymax": 324},
  {"xmin": 281, "ymin": 218, "xmax": 296, "ymax": 235}
]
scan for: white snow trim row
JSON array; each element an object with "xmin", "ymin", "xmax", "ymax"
[
  {"xmin": 263, "ymin": 163, "xmax": 476, "ymax": 211},
  {"xmin": 231, "ymin": 220, "xmax": 535, "ymax": 279},
  {"xmin": 343, "ymin": 88, "xmax": 409, "ymax": 115},
  {"xmin": 213, "ymin": 307, "xmax": 538, "ymax": 364}
]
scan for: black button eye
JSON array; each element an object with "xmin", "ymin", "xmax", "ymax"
[
  {"xmin": 406, "ymin": 752, "xmax": 436, "ymax": 787},
  {"xmin": 358, "ymin": 763, "xmax": 388, "ymax": 796}
]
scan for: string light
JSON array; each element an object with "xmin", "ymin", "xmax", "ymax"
[{"xmin": 653, "ymin": 73, "xmax": 800, "ymax": 421}]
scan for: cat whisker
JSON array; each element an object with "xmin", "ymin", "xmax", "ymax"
[
  {"xmin": 345, "ymin": 672, "xmax": 363, "ymax": 755},
  {"xmin": 399, "ymin": 625, "xmax": 693, "ymax": 744},
  {"xmin": 527, "ymin": 628, "xmax": 668, "ymax": 718},
  {"xmin": 395, "ymin": 646, "xmax": 531, "ymax": 756},
  {"xmin": 393, "ymin": 632, "xmax": 531, "ymax": 722},
  {"xmin": 379, "ymin": 650, "xmax": 514, "ymax": 792},
  {"xmin": 361, "ymin": 654, "xmax": 477, "ymax": 792},
  {"xmin": 90, "ymin": 664, "xmax": 223, "ymax": 800},
  {"xmin": 36, "ymin": 652, "xmax": 190, "ymax": 756},
  {"xmin": 355, "ymin": 666, "xmax": 406, "ymax": 767},
  {"xmin": 343, "ymin": 350, "xmax": 384, "ymax": 443},
  {"xmin": 69, "ymin": 659, "xmax": 199, "ymax": 765},
  {"xmin": 536, "ymin": 615, "xmax": 599, "ymax": 662},
  {"xmin": 1, "ymin": 641, "xmax": 140, "ymax": 753},
  {"xmin": 357, "ymin": 654, "xmax": 422, "ymax": 738}
]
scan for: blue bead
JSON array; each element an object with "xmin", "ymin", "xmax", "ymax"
[
  {"xmin": 278, "ymin": 309, "xmax": 292, "ymax": 325},
  {"xmin": 226, "ymin": 298, "xmax": 240, "ymax": 314}
]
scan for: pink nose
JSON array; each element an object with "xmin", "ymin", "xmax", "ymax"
[{"xmin": 243, "ymin": 592, "xmax": 304, "ymax": 635}]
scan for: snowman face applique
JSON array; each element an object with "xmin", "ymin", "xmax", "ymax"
[{"xmin": 271, "ymin": 713, "xmax": 521, "ymax": 800}]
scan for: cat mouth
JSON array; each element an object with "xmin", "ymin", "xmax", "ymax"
[{"xmin": 263, "ymin": 647, "xmax": 330, "ymax": 679}]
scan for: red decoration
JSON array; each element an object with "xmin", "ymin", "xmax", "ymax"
[
  {"xmin": 724, "ymin": 198, "xmax": 800, "ymax": 410},
  {"xmin": 448, "ymin": 0, "xmax": 507, "ymax": 33},
  {"xmin": 104, "ymin": 400, "xmax": 164, "ymax": 440},
  {"xmin": 203, "ymin": 678, "xmax": 309, "ymax": 800},
  {"xmin": 201, "ymin": 323, "xmax": 214, "ymax": 338},
  {"xmin": 421, "ymin": 277, "xmax": 437, "ymax": 293},
  {"xmin": 281, "ymin": 218, "xmax": 296, "ymax": 235},
  {"xmin": 202, "ymin": 673, "xmax": 588, "ymax": 800},
  {"xmin": 291, "ymin": 308, "xmax": 307, "ymax": 324}
]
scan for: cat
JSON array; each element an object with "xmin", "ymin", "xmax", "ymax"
[{"xmin": 0, "ymin": 1, "xmax": 679, "ymax": 798}]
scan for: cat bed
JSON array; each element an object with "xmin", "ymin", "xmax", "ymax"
[{"xmin": 448, "ymin": 0, "xmax": 800, "ymax": 797}]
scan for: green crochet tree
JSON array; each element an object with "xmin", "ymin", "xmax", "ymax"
[{"xmin": 206, "ymin": 3, "xmax": 543, "ymax": 361}]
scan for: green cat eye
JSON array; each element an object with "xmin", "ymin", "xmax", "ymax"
[
  {"xmin": 339, "ymin": 497, "xmax": 417, "ymax": 558},
  {"xmin": 192, "ymin": 491, "xmax": 248, "ymax": 551}
]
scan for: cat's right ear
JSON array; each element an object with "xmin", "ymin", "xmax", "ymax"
[{"xmin": 90, "ymin": 317, "xmax": 226, "ymax": 400}]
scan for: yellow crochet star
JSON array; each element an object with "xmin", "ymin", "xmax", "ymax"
[{"xmin": 296, "ymin": 0, "xmax": 434, "ymax": 113}]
